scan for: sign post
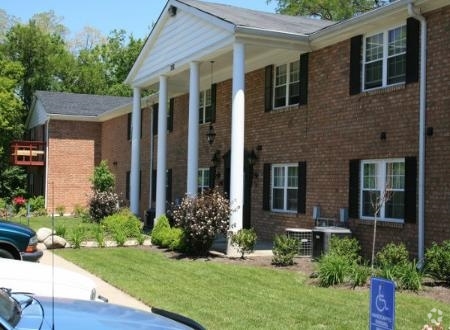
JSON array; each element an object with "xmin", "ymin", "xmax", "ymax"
[{"xmin": 369, "ymin": 277, "xmax": 395, "ymax": 330}]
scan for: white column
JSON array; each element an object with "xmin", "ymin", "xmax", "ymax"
[
  {"xmin": 155, "ymin": 75, "xmax": 168, "ymax": 219},
  {"xmin": 130, "ymin": 87, "xmax": 141, "ymax": 215},
  {"xmin": 227, "ymin": 41, "xmax": 245, "ymax": 256},
  {"xmin": 187, "ymin": 62, "xmax": 200, "ymax": 195}
]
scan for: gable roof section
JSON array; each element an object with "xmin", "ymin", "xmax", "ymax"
[
  {"xmin": 126, "ymin": 0, "xmax": 333, "ymax": 88},
  {"xmin": 27, "ymin": 91, "xmax": 132, "ymax": 128}
]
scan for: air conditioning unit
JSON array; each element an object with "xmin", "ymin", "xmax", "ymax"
[
  {"xmin": 285, "ymin": 228, "xmax": 312, "ymax": 257},
  {"xmin": 312, "ymin": 227, "xmax": 352, "ymax": 259}
]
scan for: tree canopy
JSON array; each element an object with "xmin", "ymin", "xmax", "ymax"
[{"xmin": 267, "ymin": 0, "xmax": 390, "ymax": 21}]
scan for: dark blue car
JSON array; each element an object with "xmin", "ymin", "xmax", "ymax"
[{"xmin": 0, "ymin": 220, "xmax": 43, "ymax": 262}]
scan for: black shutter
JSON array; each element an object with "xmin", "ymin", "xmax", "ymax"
[
  {"xmin": 297, "ymin": 161, "xmax": 306, "ymax": 214},
  {"xmin": 166, "ymin": 169, "xmax": 172, "ymax": 203},
  {"xmin": 126, "ymin": 171, "xmax": 130, "ymax": 200},
  {"xmin": 299, "ymin": 53, "xmax": 309, "ymax": 106},
  {"xmin": 210, "ymin": 83, "xmax": 217, "ymax": 123},
  {"xmin": 349, "ymin": 35, "xmax": 363, "ymax": 95},
  {"xmin": 406, "ymin": 18, "xmax": 420, "ymax": 84},
  {"xmin": 152, "ymin": 104, "xmax": 158, "ymax": 136},
  {"xmin": 264, "ymin": 65, "xmax": 273, "ymax": 112},
  {"xmin": 404, "ymin": 156, "xmax": 417, "ymax": 223},
  {"xmin": 151, "ymin": 169, "xmax": 156, "ymax": 202},
  {"xmin": 209, "ymin": 166, "xmax": 216, "ymax": 189},
  {"xmin": 348, "ymin": 159, "xmax": 360, "ymax": 218},
  {"xmin": 263, "ymin": 163, "xmax": 271, "ymax": 210},
  {"xmin": 139, "ymin": 170, "xmax": 142, "ymax": 200},
  {"xmin": 168, "ymin": 99, "xmax": 174, "ymax": 132},
  {"xmin": 127, "ymin": 113, "xmax": 131, "ymax": 140}
]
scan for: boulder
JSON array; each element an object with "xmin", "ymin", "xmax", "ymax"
[
  {"xmin": 37, "ymin": 227, "xmax": 54, "ymax": 242},
  {"xmin": 43, "ymin": 235, "xmax": 67, "ymax": 249}
]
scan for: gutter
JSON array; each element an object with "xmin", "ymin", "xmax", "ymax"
[{"xmin": 408, "ymin": 3, "xmax": 427, "ymax": 263}]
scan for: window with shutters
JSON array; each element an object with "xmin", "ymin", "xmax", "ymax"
[
  {"xmin": 274, "ymin": 60, "xmax": 300, "ymax": 108},
  {"xmin": 199, "ymin": 88, "xmax": 212, "ymax": 124},
  {"xmin": 272, "ymin": 164, "xmax": 298, "ymax": 212},
  {"xmin": 198, "ymin": 168, "xmax": 210, "ymax": 193},
  {"xmin": 363, "ymin": 25, "xmax": 406, "ymax": 90},
  {"xmin": 360, "ymin": 159, "xmax": 405, "ymax": 222}
]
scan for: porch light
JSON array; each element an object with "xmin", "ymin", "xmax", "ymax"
[{"xmin": 206, "ymin": 124, "xmax": 216, "ymax": 145}]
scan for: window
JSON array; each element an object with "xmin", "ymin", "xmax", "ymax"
[
  {"xmin": 198, "ymin": 168, "xmax": 210, "ymax": 193},
  {"xmin": 199, "ymin": 89, "xmax": 212, "ymax": 124},
  {"xmin": 363, "ymin": 25, "xmax": 406, "ymax": 90},
  {"xmin": 274, "ymin": 60, "xmax": 300, "ymax": 108},
  {"xmin": 271, "ymin": 164, "xmax": 298, "ymax": 212},
  {"xmin": 360, "ymin": 159, "xmax": 405, "ymax": 222}
]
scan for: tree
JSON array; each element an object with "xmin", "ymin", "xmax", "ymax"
[{"xmin": 267, "ymin": 0, "xmax": 391, "ymax": 21}]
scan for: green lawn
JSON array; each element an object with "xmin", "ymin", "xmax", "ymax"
[{"xmin": 55, "ymin": 247, "xmax": 450, "ymax": 330}]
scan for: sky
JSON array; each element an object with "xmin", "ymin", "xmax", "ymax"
[{"xmin": 0, "ymin": 0, "xmax": 278, "ymax": 40}]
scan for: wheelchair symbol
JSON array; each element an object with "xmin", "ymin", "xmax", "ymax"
[{"xmin": 375, "ymin": 285, "xmax": 389, "ymax": 313}]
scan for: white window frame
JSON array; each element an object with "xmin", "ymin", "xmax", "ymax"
[
  {"xmin": 271, "ymin": 163, "xmax": 298, "ymax": 213},
  {"xmin": 273, "ymin": 60, "xmax": 300, "ymax": 109},
  {"xmin": 198, "ymin": 168, "xmax": 210, "ymax": 193},
  {"xmin": 199, "ymin": 88, "xmax": 212, "ymax": 124},
  {"xmin": 363, "ymin": 24, "xmax": 406, "ymax": 91},
  {"xmin": 360, "ymin": 158, "xmax": 405, "ymax": 223}
]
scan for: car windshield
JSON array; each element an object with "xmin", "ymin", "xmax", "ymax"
[{"xmin": 0, "ymin": 289, "xmax": 20, "ymax": 327}]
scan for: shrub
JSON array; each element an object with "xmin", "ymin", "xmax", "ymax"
[
  {"xmin": 90, "ymin": 160, "xmax": 115, "ymax": 192},
  {"xmin": 350, "ymin": 263, "xmax": 371, "ymax": 288},
  {"xmin": 231, "ymin": 228, "xmax": 257, "ymax": 259},
  {"xmin": 272, "ymin": 234, "xmax": 298, "ymax": 266},
  {"xmin": 89, "ymin": 190, "xmax": 120, "ymax": 222},
  {"xmin": 329, "ymin": 236, "xmax": 361, "ymax": 263},
  {"xmin": 55, "ymin": 223, "xmax": 67, "ymax": 238},
  {"xmin": 28, "ymin": 196, "xmax": 45, "ymax": 214},
  {"xmin": 94, "ymin": 225, "xmax": 105, "ymax": 248},
  {"xmin": 56, "ymin": 205, "xmax": 65, "ymax": 216},
  {"xmin": 102, "ymin": 208, "xmax": 142, "ymax": 244},
  {"xmin": 70, "ymin": 226, "xmax": 86, "ymax": 249},
  {"xmin": 396, "ymin": 260, "xmax": 423, "ymax": 291},
  {"xmin": 151, "ymin": 215, "xmax": 171, "ymax": 247},
  {"xmin": 318, "ymin": 254, "xmax": 351, "ymax": 287},
  {"xmin": 376, "ymin": 242, "xmax": 409, "ymax": 268},
  {"xmin": 72, "ymin": 204, "xmax": 87, "ymax": 218},
  {"xmin": 424, "ymin": 240, "xmax": 450, "ymax": 285},
  {"xmin": 171, "ymin": 189, "xmax": 232, "ymax": 256}
]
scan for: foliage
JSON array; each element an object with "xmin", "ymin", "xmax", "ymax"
[
  {"xmin": 55, "ymin": 205, "xmax": 65, "ymax": 216},
  {"xmin": 329, "ymin": 236, "xmax": 361, "ymax": 262},
  {"xmin": 101, "ymin": 208, "xmax": 142, "ymax": 245},
  {"xmin": 376, "ymin": 242, "xmax": 409, "ymax": 268},
  {"xmin": 268, "ymin": 0, "xmax": 388, "ymax": 21},
  {"xmin": 72, "ymin": 204, "xmax": 87, "ymax": 218},
  {"xmin": 230, "ymin": 228, "xmax": 257, "ymax": 259},
  {"xmin": 70, "ymin": 225, "xmax": 86, "ymax": 249},
  {"xmin": 55, "ymin": 223, "xmax": 67, "ymax": 238},
  {"xmin": 272, "ymin": 234, "xmax": 298, "ymax": 266},
  {"xmin": 88, "ymin": 190, "xmax": 120, "ymax": 222},
  {"xmin": 318, "ymin": 254, "xmax": 351, "ymax": 287},
  {"xmin": 91, "ymin": 160, "xmax": 115, "ymax": 192},
  {"xmin": 150, "ymin": 215, "xmax": 185, "ymax": 251},
  {"xmin": 396, "ymin": 260, "xmax": 423, "ymax": 291},
  {"xmin": 28, "ymin": 196, "xmax": 45, "ymax": 214},
  {"xmin": 171, "ymin": 189, "xmax": 232, "ymax": 256},
  {"xmin": 351, "ymin": 263, "xmax": 371, "ymax": 288},
  {"xmin": 94, "ymin": 225, "xmax": 105, "ymax": 248},
  {"xmin": 424, "ymin": 240, "xmax": 450, "ymax": 285},
  {"xmin": 0, "ymin": 167, "xmax": 26, "ymax": 203}
]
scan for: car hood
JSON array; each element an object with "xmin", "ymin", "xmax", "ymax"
[
  {"xmin": 15, "ymin": 294, "xmax": 195, "ymax": 330},
  {"xmin": 0, "ymin": 220, "xmax": 35, "ymax": 237}
]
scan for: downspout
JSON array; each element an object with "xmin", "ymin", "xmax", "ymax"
[
  {"xmin": 44, "ymin": 119, "xmax": 50, "ymax": 211},
  {"xmin": 408, "ymin": 3, "xmax": 427, "ymax": 262}
]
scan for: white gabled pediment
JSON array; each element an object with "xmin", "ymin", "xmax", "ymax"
[{"xmin": 126, "ymin": 0, "xmax": 235, "ymax": 89}]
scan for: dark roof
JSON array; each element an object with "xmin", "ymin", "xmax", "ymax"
[
  {"xmin": 35, "ymin": 91, "xmax": 132, "ymax": 117},
  {"xmin": 178, "ymin": 0, "xmax": 334, "ymax": 35}
]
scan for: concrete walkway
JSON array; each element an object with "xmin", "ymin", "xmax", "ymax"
[{"xmin": 39, "ymin": 250, "xmax": 152, "ymax": 312}]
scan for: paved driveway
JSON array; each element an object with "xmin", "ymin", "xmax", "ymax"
[{"xmin": 39, "ymin": 250, "xmax": 151, "ymax": 312}]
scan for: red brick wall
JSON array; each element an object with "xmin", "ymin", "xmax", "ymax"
[{"xmin": 47, "ymin": 120, "xmax": 101, "ymax": 214}]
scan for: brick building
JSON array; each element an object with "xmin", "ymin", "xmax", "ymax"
[{"xmin": 21, "ymin": 0, "xmax": 449, "ymax": 258}]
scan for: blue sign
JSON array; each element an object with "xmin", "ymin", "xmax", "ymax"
[{"xmin": 369, "ymin": 277, "xmax": 395, "ymax": 330}]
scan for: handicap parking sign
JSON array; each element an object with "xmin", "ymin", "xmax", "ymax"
[{"xmin": 369, "ymin": 277, "xmax": 395, "ymax": 330}]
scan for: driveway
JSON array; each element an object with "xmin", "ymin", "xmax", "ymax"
[{"xmin": 39, "ymin": 249, "xmax": 151, "ymax": 312}]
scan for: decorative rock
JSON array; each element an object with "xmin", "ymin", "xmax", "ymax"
[
  {"xmin": 37, "ymin": 227, "xmax": 54, "ymax": 242},
  {"xmin": 43, "ymin": 235, "xmax": 67, "ymax": 249},
  {"xmin": 37, "ymin": 242, "xmax": 47, "ymax": 251}
]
